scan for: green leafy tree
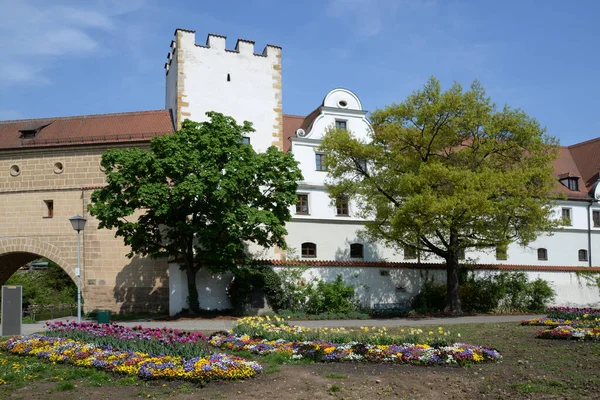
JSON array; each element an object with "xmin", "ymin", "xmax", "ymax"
[
  {"xmin": 89, "ymin": 113, "xmax": 302, "ymax": 314},
  {"xmin": 6, "ymin": 259, "xmax": 76, "ymax": 307},
  {"xmin": 321, "ymin": 77, "xmax": 559, "ymax": 314}
]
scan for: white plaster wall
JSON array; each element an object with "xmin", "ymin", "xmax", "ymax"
[
  {"xmin": 168, "ymin": 31, "xmax": 281, "ymax": 153},
  {"xmin": 285, "ymin": 220, "xmax": 396, "ymax": 261},
  {"xmin": 169, "ymin": 263, "xmax": 233, "ymax": 315},
  {"xmin": 169, "ymin": 264, "xmax": 600, "ymax": 315}
]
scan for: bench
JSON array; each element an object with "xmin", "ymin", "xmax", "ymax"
[{"xmin": 372, "ymin": 302, "xmax": 408, "ymax": 316}]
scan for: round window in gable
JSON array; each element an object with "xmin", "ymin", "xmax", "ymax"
[
  {"xmin": 338, "ymin": 100, "xmax": 348, "ymax": 108},
  {"xmin": 53, "ymin": 162, "xmax": 64, "ymax": 174},
  {"xmin": 10, "ymin": 165, "xmax": 20, "ymax": 177}
]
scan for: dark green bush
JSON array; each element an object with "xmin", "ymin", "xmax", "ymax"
[
  {"xmin": 410, "ymin": 279, "xmax": 446, "ymax": 313},
  {"xmin": 306, "ymin": 275, "xmax": 357, "ymax": 314},
  {"xmin": 411, "ymin": 272, "xmax": 555, "ymax": 313},
  {"xmin": 228, "ymin": 266, "xmax": 284, "ymax": 313}
]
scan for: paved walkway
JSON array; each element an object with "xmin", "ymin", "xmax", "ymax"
[{"xmin": 14, "ymin": 314, "xmax": 543, "ymax": 336}]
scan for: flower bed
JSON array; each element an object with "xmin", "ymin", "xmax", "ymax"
[
  {"xmin": 521, "ymin": 317, "xmax": 579, "ymax": 326},
  {"xmin": 45, "ymin": 321, "xmax": 210, "ymax": 358},
  {"xmin": 232, "ymin": 316, "xmax": 456, "ymax": 345},
  {"xmin": 537, "ymin": 325, "xmax": 600, "ymax": 340},
  {"xmin": 1, "ymin": 335, "xmax": 261, "ymax": 382},
  {"xmin": 521, "ymin": 316, "xmax": 600, "ymax": 328},
  {"xmin": 46, "ymin": 321, "xmax": 206, "ymax": 344},
  {"xmin": 212, "ymin": 317, "xmax": 501, "ymax": 366},
  {"xmin": 546, "ymin": 306, "xmax": 600, "ymax": 320},
  {"xmin": 210, "ymin": 333, "xmax": 501, "ymax": 365}
]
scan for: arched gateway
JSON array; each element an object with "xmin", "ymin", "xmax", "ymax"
[
  {"xmin": 0, "ymin": 237, "xmax": 73, "ymax": 285},
  {"xmin": 0, "ymin": 110, "xmax": 175, "ymax": 313}
]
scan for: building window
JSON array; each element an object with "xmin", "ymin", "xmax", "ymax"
[
  {"xmin": 242, "ymin": 137, "xmax": 250, "ymax": 145},
  {"xmin": 404, "ymin": 247, "xmax": 416, "ymax": 260},
  {"xmin": 560, "ymin": 177, "xmax": 580, "ymax": 191},
  {"xmin": 350, "ymin": 243, "xmax": 363, "ymax": 258},
  {"xmin": 296, "ymin": 194, "xmax": 309, "ymax": 214},
  {"xmin": 593, "ymin": 210, "xmax": 600, "ymax": 227},
  {"xmin": 562, "ymin": 208, "xmax": 572, "ymax": 226},
  {"xmin": 301, "ymin": 242, "xmax": 317, "ymax": 258},
  {"xmin": 496, "ymin": 246, "xmax": 507, "ymax": 260},
  {"xmin": 315, "ymin": 153, "xmax": 326, "ymax": 171},
  {"xmin": 44, "ymin": 200, "xmax": 54, "ymax": 218},
  {"xmin": 336, "ymin": 197, "xmax": 349, "ymax": 216},
  {"xmin": 227, "ymin": 73, "xmax": 231, "ymax": 82},
  {"xmin": 579, "ymin": 249, "xmax": 588, "ymax": 262},
  {"xmin": 335, "ymin": 120, "xmax": 347, "ymax": 130},
  {"xmin": 537, "ymin": 248, "xmax": 548, "ymax": 261}
]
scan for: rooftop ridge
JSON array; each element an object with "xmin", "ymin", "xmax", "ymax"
[
  {"xmin": 567, "ymin": 135, "xmax": 600, "ymax": 149},
  {"xmin": 0, "ymin": 109, "xmax": 171, "ymax": 124}
]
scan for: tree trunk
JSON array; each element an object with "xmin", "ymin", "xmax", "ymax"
[
  {"xmin": 185, "ymin": 266, "xmax": 201, "ymax": 315},
  {"xmin": 444, "ymin": 232, "xmax": 463, "ymax": 315}
]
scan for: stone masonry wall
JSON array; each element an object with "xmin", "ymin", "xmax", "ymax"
[{"xmin": 0, "ymin": 144, "xmax": 169, "ymax": 314}]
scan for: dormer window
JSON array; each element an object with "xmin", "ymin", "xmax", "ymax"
[
  {"xmin": 559, "ymin": 175, "xmax": 580, "ymax": 191},
  {"xmin": 19, "ymin": 122, "xmax": 50, "ymax": 139},
  {"xmin": 19, "ymin": 129, "xmax": 38, "ymax": 139}
]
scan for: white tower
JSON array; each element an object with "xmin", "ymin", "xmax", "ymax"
[{"xmin": 165, "ymin": 29, "xmax": 284, "ymax": 152}]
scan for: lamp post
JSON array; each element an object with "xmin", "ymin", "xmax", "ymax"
[{"xmin": 69, "ymin": 215, "xmax": 87, "ymax": 323}]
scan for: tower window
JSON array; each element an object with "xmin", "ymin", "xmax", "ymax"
[
  {"xmin": 301, "ymin": 242, "xmax": 317, "ymax": 258},
  {"xmin": 537, "ymin": 248, "xmax": 548, "ymax": 261},
  {"xmin": 44, "ymin": 200, "xmax": 54, "ymax": 218},
  {"xmin": 227, "ymin": 73, "xmax": 231, "ymax": 82}
]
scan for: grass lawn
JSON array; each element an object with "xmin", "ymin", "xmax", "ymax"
[{"xmin": 1, "ymin": 321, "xmax": 599, "ymax": 399}]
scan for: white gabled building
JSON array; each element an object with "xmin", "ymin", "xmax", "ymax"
[{"xmin": 160, "ymin": 28, "xmax": 600, "ymax": 313}]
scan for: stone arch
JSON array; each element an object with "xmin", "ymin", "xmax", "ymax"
[{"xmin": 0, "ymin": 237, "xmax": 75, "ymax": 286}]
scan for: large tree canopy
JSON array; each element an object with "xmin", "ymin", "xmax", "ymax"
[
  {"xmin": 321, "ymin": 77, "xmax": 560, "ymax": 314},
  {"xmin": 89, "ymin": 113, "xmax": 303, "ymax": 313}
]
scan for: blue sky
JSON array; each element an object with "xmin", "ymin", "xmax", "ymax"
[{"xmin": 1, "ymin": 0, "xmax": 599, "ymax": 146}]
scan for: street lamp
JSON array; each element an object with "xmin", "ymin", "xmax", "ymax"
[{"xmin": 69, "ymin": 215, "xmax": 87, "ymax": 323}]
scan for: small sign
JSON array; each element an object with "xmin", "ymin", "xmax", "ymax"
[{"xmin": 1, "ymin": 285, "xmax": 22, "ymax": 336}]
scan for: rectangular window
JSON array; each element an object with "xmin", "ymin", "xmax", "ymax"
[
  {"xmin": 315, "ymin": 153, "xmax": 326, "ymax": 171},
  {"xmin": 404, "ymin": 247, "xmax": 416, "ymax": 260},
  {"xmin": 562, "ymin": 208, "xmax": 572, "ymax": 226},
  {"xmin": 242, "ymin": 137, "xmax": 250, "ymax": 145},
  {"xmin": 568, "ymin": 178, "xmax": 579, "ymax": 191},
  {"xmin": 296, "ymin": 194, "xmax": 309, "ymax": 214},
  {"xmin": 593, "ymin": 210, "xmax": 600, "ymax": 227},
  {"xmin": 44, "ymin": 200, "xmax": 53, "ymax": 218},
  {"xmin": 496, "ymin": 246, "xmax": 507, "ymax": 260},
  {"xmin": 336, "ymin": 197, "xmax": 349, "ymax": 216},
  {"xmin": 335, "ymin": 120, "xmax": 347, "ymax": 130}
]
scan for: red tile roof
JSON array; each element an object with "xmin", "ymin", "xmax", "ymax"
[
  {"xmin": 282, "ymin": 114, "xmax": 305, "ymax": 152},
  {"xmin": 254, "ymin": 259, "xmax": 600, "ymax": 272},
  {"xmin": 0, "ymin": 110, "xmax": 175, "ymax": 150},
  {"xmin": 282, "ymin": 107, "xmax": 322, "ymax": 152}
]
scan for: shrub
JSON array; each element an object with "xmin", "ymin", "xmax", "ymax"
[
  {"xmin": 410, "ymin": 279, "xmax": 446, "ymax": 313},
  {"xmin": 411, "ymin": 272, "xmax": 555, "ymax": 313},
  {"xmin": 305, "ymin": 275, "xmax": 357, "ymax": 314},
  {"xmin": 228, "ymin": 266, "xmax": 284, "ymax": 313}
]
